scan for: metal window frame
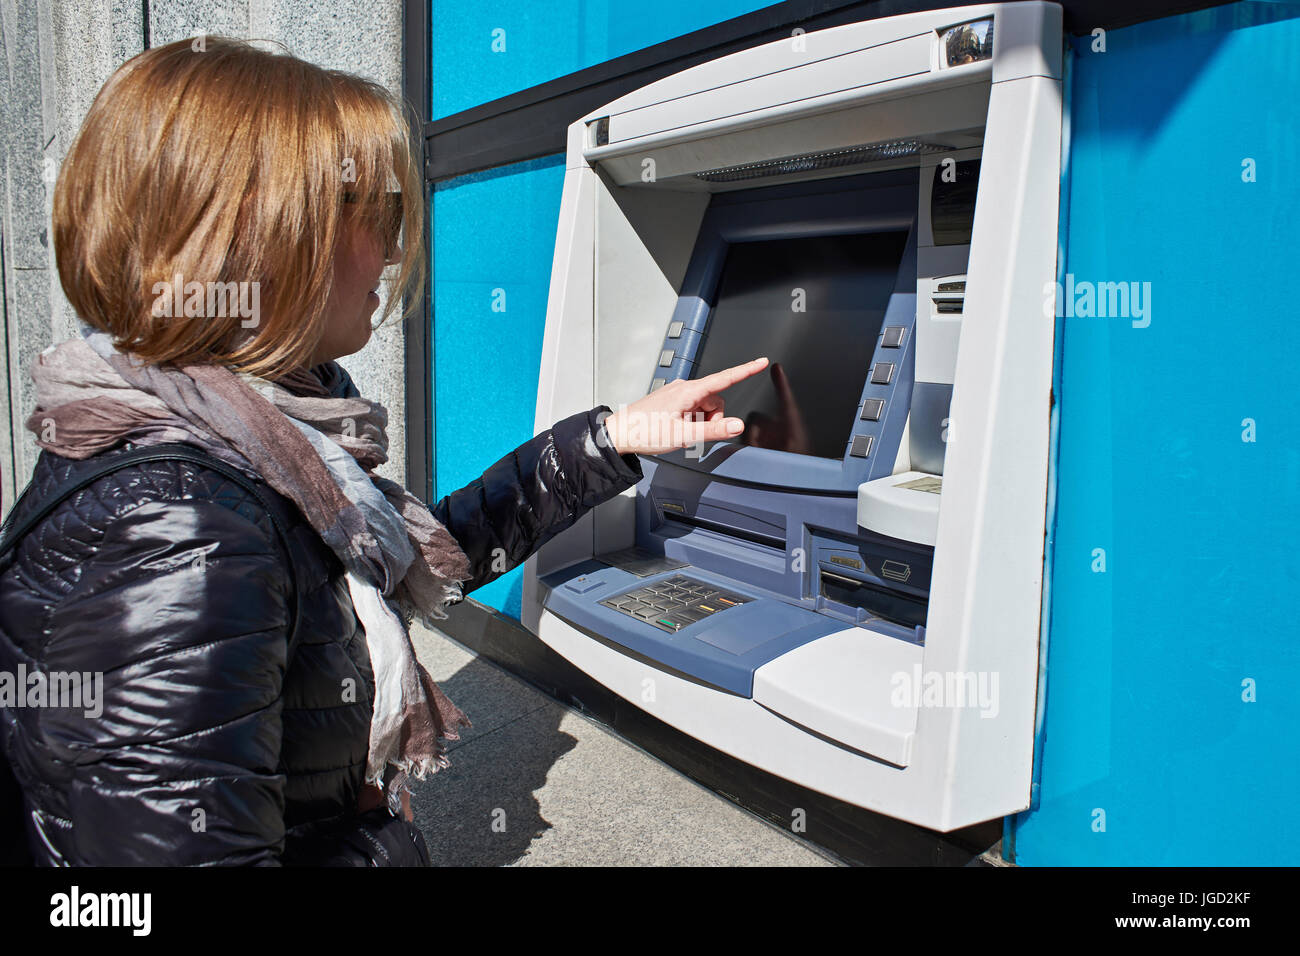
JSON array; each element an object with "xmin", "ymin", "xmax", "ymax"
[{"xmin": 403, "ymin": 0, "xmax": 435, "ymax": 502}]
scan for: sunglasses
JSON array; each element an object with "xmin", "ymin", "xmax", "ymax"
[{"xmin": 342, "ymin": 190, "xmax": 403, "ymax": 259}]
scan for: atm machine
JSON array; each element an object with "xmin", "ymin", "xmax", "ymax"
[{"xmin": 522, "ymin": 2, "xmax": 1063, "ymax": 831}]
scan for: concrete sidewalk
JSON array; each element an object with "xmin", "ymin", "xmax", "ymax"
[{"xmin": 406, "ymin": 622, "xmax": 838, "ymax": 866}]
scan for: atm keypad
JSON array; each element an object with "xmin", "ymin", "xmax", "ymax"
[{"xmin": 600, "ymin": 574, "xmax": 751, "ymax": 633}]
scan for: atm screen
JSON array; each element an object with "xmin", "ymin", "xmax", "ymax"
[{"xmin": 692, "ymin": 231, "xmax": 908, "ymax": 460}]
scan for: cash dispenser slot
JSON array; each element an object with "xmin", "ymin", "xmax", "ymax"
[
  {"xmin": 660, "ymin": 512, "xmax": 785, "ymax": 551},
  {"xmin": 819, "ymin": 568, "xmax": 928, "ymax": 630},
  {"xmin": 812, "ymin": 531, "xmax": 932, "ymax": 641},
  {"xmin": 654, "ymin": 493, "xmax": 788, "ymax": 553}
]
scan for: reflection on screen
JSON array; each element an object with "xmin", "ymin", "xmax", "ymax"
[{"xmin": 691, "ymin": 231, "xmax": 907, "ymax": 460}]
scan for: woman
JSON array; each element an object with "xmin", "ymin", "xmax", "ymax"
[{"xmin": 0, "ymin": 36, "xmax": 766, "ymax": 866}]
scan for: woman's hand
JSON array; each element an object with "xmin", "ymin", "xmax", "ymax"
[{"xmin": 602, "ymin": 357, "xmax": 769, "ymax": 457}]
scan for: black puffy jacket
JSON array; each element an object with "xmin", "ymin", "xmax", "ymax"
[{"xmin": 0, "ymin": 367, "xmax": 642, "ymax": 866}]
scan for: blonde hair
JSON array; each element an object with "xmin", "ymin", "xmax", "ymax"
[{"xmin": 52, "ymin": 35, "xmax": 424, "ymax": 379}]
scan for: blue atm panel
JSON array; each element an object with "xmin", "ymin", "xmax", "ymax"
[{"xmin": 540, "ymin": 560, "xmax": 843, "ymax": 696}]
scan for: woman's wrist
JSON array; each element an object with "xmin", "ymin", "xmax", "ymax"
[{"xmin": 595, "ymin": 406, "xmax": 627, "ymax": 456}]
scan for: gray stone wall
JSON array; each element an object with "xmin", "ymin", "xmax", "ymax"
[{"xmin": 0, "ymin": 0, "xmax": 409, "ymax": 518}]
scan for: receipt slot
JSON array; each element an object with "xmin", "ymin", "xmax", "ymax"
[{"xmin": 522, "ymin": 3, "xmax": 1063, "ymax": 830}]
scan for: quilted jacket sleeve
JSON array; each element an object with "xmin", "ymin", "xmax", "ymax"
[
  {"xmin": 43, "ymin": 496, "xmax": 293, "ymax": 866},
  {"xmin": 431, "ymin": 406, "xmax": 643, "ymax": 595}
]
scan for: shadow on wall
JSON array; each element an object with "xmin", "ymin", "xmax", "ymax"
[{"xmin": 1072, "ymin": 0, "xmax": 1300, "ymax": 146}]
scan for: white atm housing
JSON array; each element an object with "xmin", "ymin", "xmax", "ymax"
[{"xmin": 522, "ymin": 2, "xmax": 1063, "ymax": 831}]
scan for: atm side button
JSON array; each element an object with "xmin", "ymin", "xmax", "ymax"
[
  {"xmin": 850, "ymin": 434, "xmax": 874, "ymax": 458},
  {"xmin": 860, "ymin": 398, "xmax": 885, "ymax": 422}
]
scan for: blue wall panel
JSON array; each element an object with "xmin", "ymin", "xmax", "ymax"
[
  {"xmin": 432, "ymin": 0, "xmax": 781, "ymax": 119},
  {"xmin": 432, "ymin": 156, "xmax": 566, "ymax": 619},
  {"xmin": 1014, "ymin": 1, "xmax": 1300, "ymax": 865}
]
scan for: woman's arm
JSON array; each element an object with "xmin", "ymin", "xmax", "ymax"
[
  {"xmin": 322, "ymin": 363, "xmax": 642, "ymax": 594},
  {"xmin": 332, "ymin": 355, "xmax": 770, "ymax": 597},
  {"xmin": 430, "ymin": 406, "xmax": 642, "ymax": 595}
]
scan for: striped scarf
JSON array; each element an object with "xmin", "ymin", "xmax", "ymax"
[{"xmin": 26, "ymin": 327, "xmax": 474, "ymax": 812}]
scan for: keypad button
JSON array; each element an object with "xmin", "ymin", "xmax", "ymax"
[{"xmin": 602, "ymin": 575, "xmax": 752, "ymax": 626}]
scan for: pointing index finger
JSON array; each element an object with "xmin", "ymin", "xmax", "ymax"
[{"xmin": 690, "ymin": 357, "xmax": 769, "ymax": 398}]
